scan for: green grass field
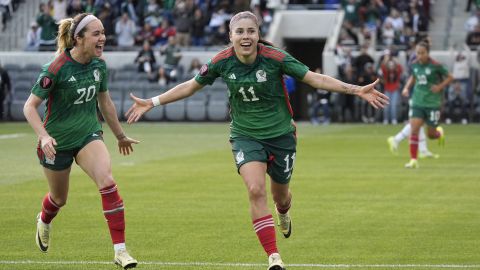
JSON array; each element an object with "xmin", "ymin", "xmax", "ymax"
[{"xmin": 0, "ymin": 122, "xmax": 479, "ymax": 270}]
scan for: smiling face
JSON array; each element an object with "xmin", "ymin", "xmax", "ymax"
[
  {"xmin": 75, "ymin": 19, "xmax": 106, "ymax": 59},
  {"xmin": 229, "ymin": 17, "xmax": 259, "ymax": 64}
]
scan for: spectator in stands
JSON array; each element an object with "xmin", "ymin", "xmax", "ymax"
[
  {"xmin": 381, "ymin": 21, "xmax": 395, "ymax": 46},
  {"xmin": 466, "ymin": 24, "xmax": 480, "ymax": 49},
  {"xmin": 338, "ymin": 64, "xmax": 357, "ymax": 122},
  {"xmin": 450, "ymin": 43, "xmax": 472, "ymax": 100},
  {"xmin": 338, "ymin": 21, "xmax": 359, "ymax": 46},
  {"xmin": 208, "ymin": 7, "xmax": 231, "ymax": 33},
  {"xmin": 309, "ymin": 68, "xmax": 331, "ymax": 125},
  {"xmin": 25, "ymin": 21, "xmax": 41, "ymax": 51},
  {"xmin": 342, "ymin": 0, "xmax": 360, "ymax": 25},
  {"xmin": 384, "ymin": 8, "xmax": 404, "ymax": 33},
  {"xmin": 174, "ymin": 1, "xmax": 193, "ymax": 47},
  {"xmin": 121, "ymin": 0, "xmax": 139, "ymax": 24},
  {"xmin": 51, "ymin": 0, "xmax": 68, "ymax": 22},
  {"xmin": 158, "ymin": 36, "xmax": 182, "ymax": 85},
  {"xmin": 358, "ymin": 62, "xmax": 377, "ymax": 123},
  {"xmin": 37, "ymin": 3, "xmax": 57, "ymax": 51},
  {"xmin": 115, "ymin": 12, "xmax": 136, "ymax": 50},
  {"xmin": 465, "ymin": 8, "xmax": 480, "ymax": 32},
  {"xmin": 210, "ymin": 22, "xmax": 229, "ymax": 45},
  {"xmin": 67, "ymin": 0, "xmax": 85, "ymax": 17},
  {"xmin": 0, "ymin": 63, "xmax": 11, "ymax": 120},
  {"xmin": 445, "ymin": 81, "xmax": 469, "ymax": 124},
  {"xmin": 154, "ymin": 19, "xmax": 176, "ymax": 46},
  {"xmin": 84, "ymin": 0, "xmax": 96, "ymax": 15},
  {"xmin": 144, "ymin": 0, "xmax": 163, "ymax": 27},
  {"xmin": 125, "ymin": 11, "xmax": 388, "ymax": 270},
  {"xmin": 97, "ymin": 3, "xmax": 115, "ymax": 45},
  {"xmin": 187, "ymin": 58, "xmax": 202, "ymax": 78},
  {"xmin": 354, "ymin": 44, "xmax": 374, "ymax": 77},
  {"xmin": 135, "ymin": 23, "xmax": 155, "ymax": 46},
  {"xmin": 135, "ymin": 41, "xmax": 157, "ymax": 81},
  {"xmin": 380, "ymin": 57, "xmax": 403, "ymax": 124},
  {"xmin": 191, "ymin": 8, "xmax": 206, "ymax": 46},
  {"xmin": 466, "ymin": 0, "xmax": 480, "ymax": 12}
]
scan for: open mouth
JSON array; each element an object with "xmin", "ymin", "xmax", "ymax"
[
  {"xmin": 95, "ymin": 44, "xmax": 104, "ymax": 51},
  {"xmin": 240, "ymin": 42, "xmax": 252, "ymax": 48}
]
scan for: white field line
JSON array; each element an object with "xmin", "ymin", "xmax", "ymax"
[
  {"xmin": 0, "ymin": 133, "xmax": 26, "ymax": 140},
  {"xmin": 1, "ymin": 261, "xmax": 479, "ymax": 268}
]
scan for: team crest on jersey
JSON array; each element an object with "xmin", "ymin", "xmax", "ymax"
[
  {"xmin": 40, "ymin": 76, "xmax": 53, "ymax": 89},
  {"xmin": 199, "ymin": 64, "xmax": 208, "ymax": 76},
  {"xmin": 256, "ymin": 70, "xmax": 267, "ymax": 82},
  {"xmin": 236, "ymin": 151, "xmax": 245, "ymax": 164},
  {"xmin": 93, "ymin": 69, "xmax": 100, "ymax": 82},
  {"xmin": 425, "ymin": 68, "xmax": 431, "ymax": 75}
]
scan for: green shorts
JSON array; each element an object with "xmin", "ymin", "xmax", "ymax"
[
  {"xmin": 409, "ymin": 106, "xmax": 441, "ymax": 127},
  {"xmin": 229, "ymin": 132, "xmax": 297, "ymax": 184},
  {"xmin": 36, "ymin": 131, "xmax": 104, "ymax": 171}
]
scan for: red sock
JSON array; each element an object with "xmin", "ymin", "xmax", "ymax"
[
  {"xmin": 253, "ymin": 215, "xmax": 278, "ymax": 256},
  {"xmin": 409, "ymin": 134, "xmax": 419, "ymax": 159},
  {"xmin": 276, "ymin": 196, "xmax": 291, "ymax": 214},
  {"xmin": 100, "ymin": 184, "xmax": 125, "ymax": 244},
  {"xmin": 41, "ymin": 193, "xmax": 60, "ymax": 224}
]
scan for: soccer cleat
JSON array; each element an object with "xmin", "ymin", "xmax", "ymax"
[
  {"xmin": 276, "ymin": 210, "xmax": 292, "ymax": 238},
  {"xmin": 404, "ymin": 159, "xmax": 419, "ymax": 169},
  {"xmin": 387, "ymin": 136, "xmax": 398, "ymax": 155},
  {"xmin": 114, "ymin": 249, "xmax": 138, "ymax": 269},
  {"xmin": 35, "ymin": 213, "xmax": 51, "ymax": 252},
  {"xmin": 268, "ymin": 253, "xmax": 285, "ymax": 270},
  {"xmin": 419, "ymin": 151, "xmax": 439, "ymax": 159},
  {"xmin": 436, "ymin": 126, "xmax": 445, "ymax": 147}
]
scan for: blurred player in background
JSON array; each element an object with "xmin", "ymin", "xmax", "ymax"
[
  {"xmin": 23, "ymin": 13, "xmax": 139, "ymax": 269},
  {"xmin": 401, "ymin": 41, "xmax": 453, "ymax": 168},
  {"xmin": 125, "ymin": 11, "xmax": 388, "ymax": 270}
]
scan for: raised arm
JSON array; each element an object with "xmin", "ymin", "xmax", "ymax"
[
  {"xmin": 301, "ymin": 70, "xmax": 389, "ymax": 109},
  {"xmin": 125, "ymin": 78, "xmax": 204, "ymax": 124},
  {"xmin": 97, "ymin": 91, "xmax": 139, "ymax": 155}
]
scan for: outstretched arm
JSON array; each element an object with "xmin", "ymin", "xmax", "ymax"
[
  {"xmin": 125, "ymin": 78, "xmax": 204, "ymax": 124},
  {"xmin": 301, "ymin": 70, "xmax": 389, "ymax": 109}
]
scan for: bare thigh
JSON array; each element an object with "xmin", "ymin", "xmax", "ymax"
[{"xmin": 75, "ymin": 140, "xmax": 115, "ymax": 189}]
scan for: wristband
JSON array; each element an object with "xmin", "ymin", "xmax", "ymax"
[{"xmin": 151, "ymin": 96, "xmax": 161, "ymax": 107}]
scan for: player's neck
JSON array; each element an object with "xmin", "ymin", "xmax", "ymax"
[
  {"xmin": 70, "ymin": 47, "xmax": 92, "ymax": 64},
  {"xmin": 236, "ymin": 51, "xmax": 257, "ymax": 65}
]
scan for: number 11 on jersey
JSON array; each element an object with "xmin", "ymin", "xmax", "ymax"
[{"xmin": 239, "ymin": 86, "xmax": 259, "ymax": 102}]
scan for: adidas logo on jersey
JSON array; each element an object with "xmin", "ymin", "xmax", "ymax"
[
  {"xmin": 228, "ymin": 73, "xmax": 236, "ymax": 80},
  {"xmin": 68, "ymin": 76, "xmax": 76, "ymax": 82}
]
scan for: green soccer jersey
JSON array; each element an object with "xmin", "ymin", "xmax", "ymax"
[
  {"xmin": 31, "ymin": 49, "xmax": 108, "ymax": 151},
  {"xmin": 410, "ymin": 58, "xmax": 449, "ymax": 108},
  {"xmin": 195, "ymin": 44, "xmax": 309, "ymax": 139}
]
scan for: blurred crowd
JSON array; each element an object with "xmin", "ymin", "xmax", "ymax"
[{"xmin": 25, "ymin": 0, "xmax": 274, "ymax": 51}]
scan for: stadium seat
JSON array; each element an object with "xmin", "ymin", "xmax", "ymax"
[
  {"xmin": 10, "ymin": 81, "xmax": 32, "ymax": 121},
  {"xmin": 186, "ymin": 91, "xmax": 207, "ymax": 121},
  {"xmin": 165, "ymin": 99, "xmax": 186, "ymax": 121},
  {"xmin": 4, "ymin": 63, "xmax": 21, "ymax": 72},
  {"xmin": 206, "ymin": 89, "xmax": 229, "ymax": 121}
]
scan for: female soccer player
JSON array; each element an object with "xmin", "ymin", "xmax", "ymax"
[
  {"xmin": 23, "ymin": 13, "xmax": 139, "ymax": 269},
  {"xmin": 125, "ymin": 11, "xmax": 388, "ymax": 270},
  {"xmin": 402, "ymin": 41, "xmax": 453, "ymax": 168}
]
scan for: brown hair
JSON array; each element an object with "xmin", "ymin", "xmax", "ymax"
[
  {"xmin": 416, "ymin": 40, "xmax": 430, "ymax": 52},
  {"xmin": 56, "ymin": 13, "xmax": 92, "ymax": 56}
]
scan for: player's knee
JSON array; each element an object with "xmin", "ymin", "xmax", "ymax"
[
  {"xmin": 97, "ymin": 174, "xmax": 116, "ymax": 190},
  {"xmin": 247, "ymin": 184, "xmax": 267, "ymax": 201}
]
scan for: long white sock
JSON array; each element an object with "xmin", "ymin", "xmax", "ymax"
[
  {"xmin": 114, "ymin": 243, "xmax": 126, "ymax": 253},
  {"xmin": 419, "ymin": 127, "xmax": 428, "ymax": 153},
  {"xmin": 394, "ymin": 123, "xmax": 411, "ymax": 144}
]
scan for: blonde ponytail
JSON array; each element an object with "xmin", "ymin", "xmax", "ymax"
[{"xmin": 56, "ymin": 18, "xmax": 74, "ymax": 56}]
